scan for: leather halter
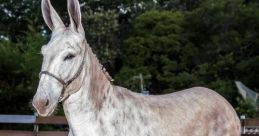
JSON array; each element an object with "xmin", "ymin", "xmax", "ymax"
[{"xmin": 39, "ymin": 40, "xmax": 86, "ymax": 102}]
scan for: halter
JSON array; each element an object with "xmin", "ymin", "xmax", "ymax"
[{"xmin": 39, "ymin": 40, "xmax": 86, "ymax": 102}]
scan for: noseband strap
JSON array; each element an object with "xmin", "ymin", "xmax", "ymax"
[
  {"xmin": 39, "ymin": 40, "xmax": 86, "ymax": 102},
  {"xmin": 39, "ymin": 71, "xmax": 67, "ymax": 85}
]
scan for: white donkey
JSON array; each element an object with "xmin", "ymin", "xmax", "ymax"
[{"xmin": 32, "ymin": 0, "xmax": 241, "ymax": 135}]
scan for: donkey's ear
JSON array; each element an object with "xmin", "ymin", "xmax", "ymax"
[
  {"xmin": 67, "ymin": 0, "xmax": 84, "ymax": 34},
  {"xmin": 41, "ymin": 0, "xmax": 65, "ymax": 31}
]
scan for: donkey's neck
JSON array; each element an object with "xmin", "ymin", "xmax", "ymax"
[
  {"xmin": 63, "ymin": 44, "xmax": 112, "ymax": 110},
  {"xmin": 87, "ymin": 46, "xmax": 112, "ymax": 110},
  {"xmin": 63, "ymin": 44, "xmax": 113, "ymax": 135}
]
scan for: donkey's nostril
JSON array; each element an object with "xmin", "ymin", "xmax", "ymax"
[
  {"xmin": 45, "ymin": 99, "xmax": 49, "ymax": 106},
  {"xmin": 34, "ymin": 98, "xmax": 49, "ymax": 108}
]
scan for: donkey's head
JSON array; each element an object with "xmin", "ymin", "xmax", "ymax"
[{"xmin": 32, "ymin": 0, "xmax": 86, "ymax": 116}]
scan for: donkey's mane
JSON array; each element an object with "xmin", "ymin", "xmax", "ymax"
[{"xmin": 85, "ymin": 42, "xmax": 114, "ymax": 82}]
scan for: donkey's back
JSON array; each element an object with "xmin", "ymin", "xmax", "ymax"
[{"xmin": 113, "ymin": 86, "xmax": 241, "ymax": 136}]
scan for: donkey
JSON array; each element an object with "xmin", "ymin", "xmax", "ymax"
[{"xmin": 32, "ymin": 0, "xmax": 241, "ymax": 135}]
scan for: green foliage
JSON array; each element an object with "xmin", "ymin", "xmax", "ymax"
[
  {"xmin": 156, "ymin": 0, "xmax": 200, "ymax": 11},
  {"xmin": 235, "ymin": 97, "xmax": 259, "ymax": 118},
  {"xmin": 0, "ymin": 33, "xmax": 45, "ymax": 114},
  {"xmin": 115, "ymin": 10, "xmax": 192, "ymax": 93},
  {"xmin": 0, "ymin": 0, "xmax": 42, "ymax": 41},
  {"xmin": 184, "ymin": 0, "xmax": 259, "ymax": 89},
  {"xmin": 82, "ymin": 9, "xmax": 120, "ymax": 75},
  {"xmin": 236, "ymin": 56, "xmax": 259, "ymax": 89}
]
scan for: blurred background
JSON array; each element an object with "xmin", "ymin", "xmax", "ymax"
[{"xmin": 0, "ymin": 0, "xmax": 259, "ymax": 119}]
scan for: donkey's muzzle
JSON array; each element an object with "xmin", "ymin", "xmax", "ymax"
[{"xmin": 32, "ymin": 97, "xmax": 50, "ymax": 116}]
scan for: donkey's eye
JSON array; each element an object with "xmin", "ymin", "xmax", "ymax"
[{"xmin": 64, "ymin": 54, "xmax": 75, "ymax": 61}]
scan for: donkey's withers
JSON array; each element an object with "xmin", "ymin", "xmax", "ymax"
[{"xmin": 32, "ymin": 0, "xmax": 241, "ymax": 135}]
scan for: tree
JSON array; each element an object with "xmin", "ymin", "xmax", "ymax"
[
  {"xmin": 115, "ymin": 10, "xmax": 194, "ymax": 94},
  {"xmin": 0, "ymin": 0, "xmax": 43, "ymax": 41},
  {"xmin": 184, "ymin": 0, "xmax": 259, "ymax": 90},
  {"xmin": 0, "ymin": 32, "xmax": 46, "ymax": 114},
  {"xmin": 82, "ymin": 9, "xmax": 120, "ymax": 76}
]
